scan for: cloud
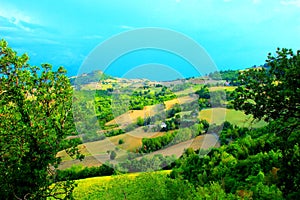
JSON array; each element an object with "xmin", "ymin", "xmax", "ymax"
[
  {"xmin": 280, "ymin": 0, "xmax": 300, "ymax": 7},
  {"xmin": 120, "ymin": 25, "xmax": 135, "ymax": 30},
  {"xmin": 0, "ymin": 5, "xmax": 41, "ymax": 32}
]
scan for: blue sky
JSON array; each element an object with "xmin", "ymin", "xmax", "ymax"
[{"xmin": 0, "ymin": 0, "xmax": 300, "ymax": 80}]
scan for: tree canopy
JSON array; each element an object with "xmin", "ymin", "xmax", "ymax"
[
  {"xmin": 0, "ymin": 39, "xmax": 82, "ymax": 199},
  {"xmin": 233, "ymin": 48, "xmax": 300, "ymax": 122}
]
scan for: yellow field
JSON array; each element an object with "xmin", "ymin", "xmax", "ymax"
[
  {"xmin": 106, "ymin": 95, "xmax": 196, "ymax": 127},
  {"xmin": 58, "ymin": 127, "xmax": 171, "ymax": 168},
  {"xmin": 208, "ymin": 86, "xmax": 237, "ymax": 92},
  {"xmin": 164, "ymin": 95, "xmax": 196, "ymax": 110},
  {"xmin": 106, "ymin": 104, "xmax": 158, "ymax": 127}
]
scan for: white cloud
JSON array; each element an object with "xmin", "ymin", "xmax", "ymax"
[
  {"xmin": 280, "ymin": 0, "xmax": 300, "ymax": 7},
  {"xmin": 0, "ymin": 5, "xmax": 38, "ymax": 32},
  {"xmin": 120, "ymin": 25, "xmax": 135, "ymax": 30}
]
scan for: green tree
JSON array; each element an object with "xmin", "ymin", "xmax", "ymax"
[
  {"xmin": 110, "ymin": 151, "xmax": 117, "ymax": 160},
  {"xmin": 118, "ymin": 139, "xmax": 125, "ymax": 145},
  {"xmin": 136, "ymin": 116, "xmax": 144, "ymax": 126},
  {"xmin": 233, "ymin": 48, "xmax": 300, "ymax": 197},
  {"xmin": 0, "ymin": 39, "xmax": 82, "ymax": 199},
  {"xmin": 233, "ymin": 48, "xmax": 300, "ymax": 122}
]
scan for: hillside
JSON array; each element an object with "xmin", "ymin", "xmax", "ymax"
[
  {"xmin": 2, "ymin": 40, "xmax": 299, "ymax": 199},
  {"xmin": 59, "ymin": 69, "xmax": 266, "ymax": 170}
]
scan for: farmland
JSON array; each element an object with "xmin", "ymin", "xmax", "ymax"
[{"xmin": 58, "ymin": 74, "xmax": 266, "ymax": 170}]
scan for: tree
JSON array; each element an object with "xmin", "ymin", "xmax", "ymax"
[
  {"xmin": 110, "ymin": 151, "xmax": 117, "ymax": 160},
  {"xmin": 233, "ymin": 48, "xmax": 300, "ymax": 197},
  {"xmin": 233, "ymin": 48, "xmax": 300, "ymax": 122},
  {"xmin": 136, "ymin": 116, "xmax": 144, "ymax": 126},
  {"xmin": 0, "ymin": 39, "xmax": 83, "ymax": 199},
  {"xmin": 118, "ymin": 139, "xmax": 125, "ymax": 145}
]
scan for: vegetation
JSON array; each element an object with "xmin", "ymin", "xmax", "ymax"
[
  {"xmin": 171, "ymin": 48, "xmax": 300, "ymax": 199},
  {"xmin": 129, "ymin": 86, "xmax": 176, "ymax": 110},
  {"xmin": 0, "ymin": 40, "xmax": 83, "ymax": 199},
  {"xmin": 70, "ymin": 70, "xmax": 113, "ymax": 86},
  {"xmin": 1, "ymin": 39, "xmax": 299, "ymax": 199},
  {"xmin": 208, "ymin": 69, "xmax": 240, "ymax": 86}
]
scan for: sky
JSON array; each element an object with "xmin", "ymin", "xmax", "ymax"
[{"xmin": 0, "ymin": 0, "xmax": 300, "ymax": 80}]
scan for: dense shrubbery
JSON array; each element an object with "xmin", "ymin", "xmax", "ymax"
[
  {"xmin": 56, "ymin": 154, "xmax": 177, "ymax": 181},
  {"xmin": 219, "ymin": 121, "xmax": 248, "ymax": 145},
  {"xmin": 116, "ymin": 154, "xmax": 177, "ymax": 172},
  {"xmin": 141, "ymin": 132, "xmax": 175, "ymax": 153},
  {"xmin": 104, "ymin": 129, "xmax": 125, "ymax": 137},
  {"xmin": 56, "ymin": 164, "xmax": 115, "ymax": 181},
  {"xmin": 171, "ymin": 121, "xmax": 293, "ymax": 199}
]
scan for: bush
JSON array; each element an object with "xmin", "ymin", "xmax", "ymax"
[
  {"xmin": 118, "ymin": 139, "xmax": 125, "ymax": 145},
  {"xmin": 136, "ymin": 116, "xmax": 144, "ymax": 126},
  {"xmin": 110, "ymin": 151, "xmax": 117, "ymax": 160},
  {"xmin": 124, "ymin": 123, "xmax": 138, "ymax": 132}
]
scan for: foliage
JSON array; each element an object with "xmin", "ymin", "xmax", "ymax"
[
  {"xmin": 233, "ymin": 48, "xmax": 300, "ymax": 122},
  {"xmin": 110, "ymin": 151, "xmax": 117, "ymax": 160},
  {"xmin": 116, "ymin": 154, "xmax": 177, "ymax": 173},
  {"xmin": 141, "ymin": 121, "xmax": 206, "ymax": 153},
  {"xmin": 136, "ymin": 116, "xmax": 144, "ymax": 126},
  {"xmin": 124, "ymin": 123, "xmax": 139, "ymax": 132},
  {"xmin": 166, "ymin": 103, "xmax": 182, "ymax": 118},
  {"xmin": 118, "ymin": 139, "xmax": 125, "ymax": 145},
  {"xmin": 129, "ymin": 86, "xmax": 176, "ymax": 110},
  {"xmin": 172, "ymin": 48, "xmax": 300, "ymax": 199},
  {"xmin": 70, "ymin": 70, "xmax": 113, "ymax": 86},
  {"xmin": 0, "ymin": 39, "xmax": 82, "ymax": 199},
  {"xmin": 171, "ymin": 82, "xmax": 191, "ymax": 92},
  {"xmin": 141, "ymin": 132, "xmax": 175, "ymax": 153},
  {"xmin": 72, "ymin": 171, "xmax": 202, "ymax": 200},
  {"xmin": 208, "ymin": 70, "xmax": 240, "ymax": 86},
  {"xmin": 104, "ymin": 129, "xmax": 125, "ymax": 137},
  {"xmin": 56, "ymin": 164, "xmax": 115, "ymax": 181}
]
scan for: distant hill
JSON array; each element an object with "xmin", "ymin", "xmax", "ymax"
[{"xmin": 70, "ymin": 70, "xmax": 114, "ymax": 85}]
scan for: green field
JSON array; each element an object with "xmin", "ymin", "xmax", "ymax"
[
  {"xmin": 72, "ymin": 170, "xmax": 171, "ymax": 199},
  {"xmin": 199, "ymin": 108, "xmax": 267, "ymax": 128}
]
